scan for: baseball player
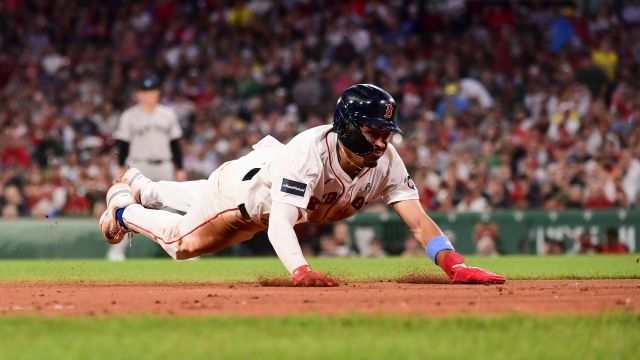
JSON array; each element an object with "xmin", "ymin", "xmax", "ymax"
[
  {"xmin": 108, "ymin": 74, "xmax": 185, "ymax": 261},
  {"xmin": 113, "ymin": 74, "xmax": 186, "ymax": 183},
  {"xmin": 100, "ymin": 84, "xmax": 506, "ymax": 286}
]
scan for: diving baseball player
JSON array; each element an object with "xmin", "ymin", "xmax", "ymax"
[{"xmin": 100, "ymin": 84, "xmax": 506, "ymax": 286}]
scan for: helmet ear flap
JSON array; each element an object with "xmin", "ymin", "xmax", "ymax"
[
  {"xmin": 333, "ymin": 107, "xmax": 348, "ymax": 135},
  {"xmin": 333, "ymin": 99, "xmax": 375, "ymax": 156},
  {"xmin": 340, "ymin": 120, "xmax": 374, "ymax": 156}
]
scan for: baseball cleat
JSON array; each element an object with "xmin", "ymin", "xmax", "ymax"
[
  {"xmin": 99, "ymin": 183, "xmax": 134, "ymax": 244},
  {"xmin": 116, "ymin": 167, "xmax": 151, "ymax": 204}
]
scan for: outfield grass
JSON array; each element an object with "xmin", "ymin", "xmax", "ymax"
[
  {"xmin": 1, "ymin": 313, "xmax": 637, "ymax": 360},
  {"xmin": 0, "ymin": 255, "xmax": 637, "ymax": 283}
]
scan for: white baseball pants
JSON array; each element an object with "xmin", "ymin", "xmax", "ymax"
[{"xmin": 121, "ymin": 162, "xmax": 266, "ymax": 259}]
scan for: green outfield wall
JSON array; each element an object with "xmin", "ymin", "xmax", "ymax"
[
  {"xmin": 0, "ymin": 210, "xmax": 638, "ymax": 258},
  {"xmin": 347, "ymin": 209, "xmax": 639, "ymax": 255},
  {"xmin": 0, "ymin": 218, "xmax": 163, "ymax": 259}
]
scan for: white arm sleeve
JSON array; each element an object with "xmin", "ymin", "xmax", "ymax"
[{"xmin": 267, "ymin": 200, "xmax": 309, "ymax": 275}]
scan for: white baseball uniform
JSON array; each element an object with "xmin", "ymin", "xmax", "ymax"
[{"xmin": 120, "ymin": 125, "xmax": 418, "ymax": 269}]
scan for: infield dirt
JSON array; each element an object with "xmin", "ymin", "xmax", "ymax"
[{"xmin": 0, "ymin": 279, "xmax": 638, "ymax": 317}]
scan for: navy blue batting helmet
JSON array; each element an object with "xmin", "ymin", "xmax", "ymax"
[{"xmin": 332, "ymin": 84, "xmax": 402, "ymax": 156}]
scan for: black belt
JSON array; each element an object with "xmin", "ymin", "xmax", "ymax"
[
  {"xmin": 242, "ymin": 168, "xmax": 261, "ymax": 181},
  {"xmin": 238, "ymin": 203, "xmax": 251, "ymax": 220},
  {"xmin": 132, "ymin": 159, "xmax": 169, "ymax": 165},
  {"xmin": 237, "ymin": 168, "xmax": 261, "ymax": 221}
]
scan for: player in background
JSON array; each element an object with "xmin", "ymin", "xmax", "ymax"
[
  {"xmin": 107, "ymin": 74, "xmax": 185, "ymax": 261},
  {"xmin": 100, "ymin": 84, "xmax": 506, "ymax": 286}
]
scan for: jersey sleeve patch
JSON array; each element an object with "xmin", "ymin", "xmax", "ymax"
[
  {"xmin": 280, "ymin": 178, "xmax": 307, "ymax": 197},
  {"xmin": 405, "ymin": 175, "xmax": 416, "ymax": 190}
]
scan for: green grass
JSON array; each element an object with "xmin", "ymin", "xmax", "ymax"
[
  {"xmin": 0, "ymin": 313, "xmax": 637, "ymax": 360},
  {"xmin": 0, "ymin": 255, "xmax": 637, "ymax": 283},
  {"xmin": 0, "ymin": 256, "xmax": 638, "ymax": 359}
]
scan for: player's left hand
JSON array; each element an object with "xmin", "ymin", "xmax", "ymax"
[
  {"xmin": 448, "ymin": 265, "xmax": 507, "ymax": 284},
  {"xmin": 441, "ymin": 252, "xmax": 506, "ymax": 284},
  {"xmin": 292, "ymin": 265, "xmax": 339, "ymax": 287}
]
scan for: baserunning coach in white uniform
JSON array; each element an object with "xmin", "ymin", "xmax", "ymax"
[{"xmin": 99, "ymin": 84, "xmax": 506, "ymax": 286}]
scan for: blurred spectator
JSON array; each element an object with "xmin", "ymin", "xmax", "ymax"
[
  {"xmin": 301, "ymin": 242, "xmax": 316, "ymax": 258},
  {"xmin": 318, "ymin": 235, "xmax": 341, "ymax": 258},
  {"xmin": 456, "ymin": 182, "xmax": 488, "ymax": 212},
  {"xmin": 458, "ymin": 78, "xmax": 494, "ymax": 109},
  {"xmin": 592, "ymin": 37, "xmax": 618, "ymax": 82},
  {"xmin": 401, "ymin": 236, "xmax": 423, "ymax": 257},
  {"xmin": 618, "ymin": 150, "xmax": 640, "ymax": 206},
  {"xmin": 366, "ymin": 239, "xmax": 387, "ymax": 258},
  {"xmin": 0, "ymin": 132, "xmax": 31, "ymax": 170},
  {"xmin": 318, "ymin": 223, "xmax": 352, "ymax": 257},
  {"xmin": 435, "ymin": 83, "xmax": 471, "ymax": 120},
  {"xmin": 549, "ymin": 9, "xmax": 576, "ymax": 54},
  {"xmin": 474, "ymin": 221, "xmax": 500, "ymax": 256},
  {"xmin": 0, "ymin": 184, "xmax": 27, "ymax": 218},
  {"xmin": 544, "ymin": 238, "xmax": 567, "ymax": 255},
  {"xmin": 353, "ymin": 225, "xmax": 376, "ymax": 256},
  {"xmin": 331, "ymin": 223, "xmax": 353, "ymax": 256},
  {"xmin": 599, "ymin": 228, "xmax": 629, "ymax": 254},
  {"xmin": 292, "ymin": 66, "xmax": 324, "ymax": 121},
  {"xmin": 576, "ymin": 231, "xmax": 598, "ymax": 255},
  {"xmin": 575, "ymin": 55, "xmax": 608, "ymax": 98}
]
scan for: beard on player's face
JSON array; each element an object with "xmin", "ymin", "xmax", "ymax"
[
  {"xmin": 358, "ymin": 127, "xmax": 390, "ymax": 167},
  {"xmin": 340, "ymin": 141, "xmax": 379, "ymax": 170},
  {"xmin": 342, "ymin": 142, "xmax": 386, "ymax": 169},
  {"xmin": 360, "ymin": 148, "xmax": 384, "ymax": 167}
]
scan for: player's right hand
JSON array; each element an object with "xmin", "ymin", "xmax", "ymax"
[{"xmin": 292, "ymin": 265, "xmax": 338, "ymax": 287}]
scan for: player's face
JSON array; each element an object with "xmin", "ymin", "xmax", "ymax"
[
  {"xmin": 137, "ymin": 89, "xmax": 160, "ymax": 107},
  {"xmin": 360, "ymin": 126, "xmax": 391, "ymax": 167}
]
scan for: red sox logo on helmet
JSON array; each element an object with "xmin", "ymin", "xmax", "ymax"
[{"xmin": 384, "ymin": 103, "xmax": 393, "ymax": 119}]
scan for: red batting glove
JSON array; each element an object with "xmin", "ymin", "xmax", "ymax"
[
  {"xmin": 292, "ymin": 265, "xmax": 339, "ymax": 287},
  {"xmin": 440, "ymin": 252, "xmax": 506, "ymax": 284}
]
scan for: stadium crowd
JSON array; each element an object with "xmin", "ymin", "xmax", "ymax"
[{"xmin": 1, "ymin": 0, "xmax": 640, "ymax": 225}]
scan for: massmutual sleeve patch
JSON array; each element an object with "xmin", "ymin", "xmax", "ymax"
[{"xmin": 280, "ymin": 178, "xmax": 307, "ymax": 197}]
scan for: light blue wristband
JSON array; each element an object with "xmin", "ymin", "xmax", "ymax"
[{"xmin": 425, "ymin": 236, "xmax": 455, "ymax": 263}]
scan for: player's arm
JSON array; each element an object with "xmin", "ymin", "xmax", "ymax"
[
  {"xmin": 267, "ymin": 201, "xmax": 337, "ymax": 287},
  {"xmin": 169, "ymin": 139, "xmax": 186, "ymax": 181},
  {"xmin": 392, "ymin": 199, "xmax": 506, "ymax": 284},
  {"xmin": 115, "ymin": 140, "xmax": 130, "ymax": 170},
  {"xmin": 114, "ymin": 111, "xmax": 131, "ymax": 175},
  {"xmin": 265, "ymin": 135, "xmax": 336, "ymax": 286},
  {"xmin": 168, "ymin": 109, "xmax": 186, "ymax": 181}
]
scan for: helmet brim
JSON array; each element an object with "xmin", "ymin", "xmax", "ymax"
[{"xmin": 353, "ymin": 114, "xmax": 403, "ymax": 134}]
